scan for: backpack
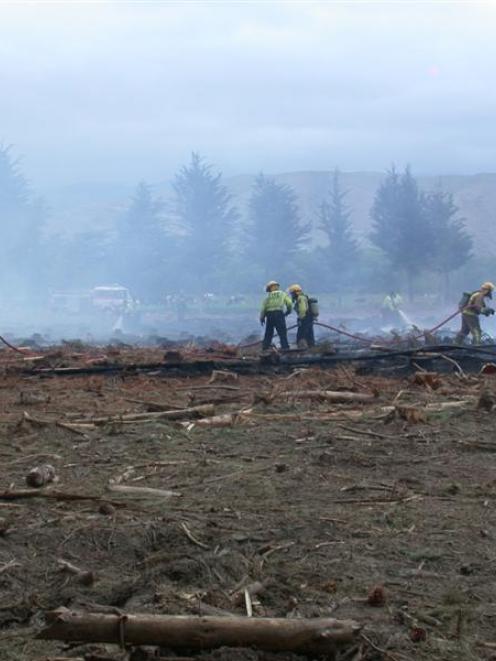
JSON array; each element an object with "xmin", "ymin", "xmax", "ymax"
[
  {"xmin": 308, "ymin": 297, "xmax": 319, "ymax": 318},
  {"xmin": 458, "ymin": 291, "xmax": 473, "ymax": 311}
]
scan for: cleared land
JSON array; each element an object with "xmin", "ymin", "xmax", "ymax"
[{"xmin": 0, "ymin": 344, "xmax": 495, "ymax": 661}]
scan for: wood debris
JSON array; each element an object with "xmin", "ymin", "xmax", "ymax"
[
  {"xmin": 0, "ymin": 347, "xmax": 494, "ymax": 661},
  {"xmin": 38, "ymin": 609, "xmax": 361, "ymax": 656}
]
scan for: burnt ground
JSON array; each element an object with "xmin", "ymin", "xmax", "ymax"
[{"xmin": 0, "ymin": 348, "xmax": 496, "ymax": 661}]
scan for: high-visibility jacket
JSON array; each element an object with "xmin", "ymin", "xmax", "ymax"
[
  {"xmin": 260, "ymin": 290, "xmax": 292, "ymax": 320},
  {"xmin": 463, "ymin": 290, "xmax": 488, "ymax": 316}
]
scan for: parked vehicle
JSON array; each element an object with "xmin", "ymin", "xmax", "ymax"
[{"xmin": 91, "ymin": 285, "xmax": 135, "ymax": 313}]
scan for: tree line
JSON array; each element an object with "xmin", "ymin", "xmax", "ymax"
[{"xmin": 0, "ymin": 146, "xmax": 474, "ymax": 302}]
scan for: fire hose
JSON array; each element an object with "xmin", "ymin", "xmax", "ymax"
[
  {"xmin": 238, "ymin": 310, "xmax": 461, "ymax": 350},
  {"xmin": 0, "ymin": 334, "xmax": 31, "ymax": 355},
  {"xmin": 315, "ymin": 309, "xmax": 461, "ymax": 347}
]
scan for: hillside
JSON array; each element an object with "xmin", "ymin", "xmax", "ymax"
[{"xmin": 44, "ymin": 171, "xmax": 496, "ymax": 254}]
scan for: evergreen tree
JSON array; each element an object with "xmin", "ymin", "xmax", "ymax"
[
  {"xmin": 246, "ymin": 174, "xmax": 310, "ymax": 282},
  {"xmin": 172, "ymin": 152, "xmax": 239, "ymax": 291},
  {"xmin": 318, "ymin": 169, "xmax": 359, "ymax": 299},
  {"xmin": 0, "ymin": 145, "xmax": 45, "ymax": 294},
  {"xmin": 423, "ymin": 189, "xmax": 473, "ymax": 300},
  {"xmin": 113, "ymin": 181, "xmax": 165, "ymax": 299},
  {"xmin": 53, "ymin": 230, "xmax": 112, "ymax": 290},
  {"xmin": 370, "ymin": 166, "xmax": 433, "ymax": 301}
]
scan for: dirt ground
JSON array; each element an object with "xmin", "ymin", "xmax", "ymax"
[{"xmin": 0, "ymin": 346, "xmax": 495, "ymax": 661}]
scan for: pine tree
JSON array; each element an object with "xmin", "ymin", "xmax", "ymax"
[
  {"xmin": 54, "ymin": 230, "xmax": 112, "ymax": 289},
  {"xmin": 172, "ymin": 152, "xmax": 239, "ymax": 291},
  {"xmin": 246, "ymin": 174, "xmax": 310, "ymax": 282},
  {"xmin": 113, "ymin": 181, "xmax": 165, "ymax": 299},
  {"xmin": 318, "ymin": 169, "xmax": 358, "ymax": 300},
  {"xmin": 370, "ymin": 166, "xmax": 433, "ymax": 301},
  {"xmin": 0, "ymin": 145, "xmax": 45, "ymax": 294},
  {"xmin": 423, "ymin": 189, "xmax": 473, "ymax": 300}
]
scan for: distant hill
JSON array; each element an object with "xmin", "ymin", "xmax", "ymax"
[
  {"xmin": 43, "ymin": 181, "xmax": 133, "ymax": 240},
  {"xmin": 44, "ymin": 172, "xmax": 496, "ymax": 254}
]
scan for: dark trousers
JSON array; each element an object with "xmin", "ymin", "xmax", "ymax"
[
  {"xmin": 263, "ymin": 310, "xmax": 289, "ymax": 350},
  {"xmin": 297, "ymin": 316, "xmax": 315, "ymax": 347}
]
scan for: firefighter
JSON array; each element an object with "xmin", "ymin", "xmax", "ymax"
[
  {"xmin": 455, "ymin": 282, "xmax": 495, "ymax": 345},
  {"xmin": 260, "ymin": 281, "xmax": 292, "ymax": 350},
  {"xmin": 381, "ymin": 291, "xmax": 403, "ymax": 326},
  {"xmin": 288, "ymin": 284, "xmax": 315, "ymax": 348}
]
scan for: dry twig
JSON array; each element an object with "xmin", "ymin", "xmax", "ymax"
[{"xmin": 180, "ymin": 521, "xmax": 210, "ymax": 549}]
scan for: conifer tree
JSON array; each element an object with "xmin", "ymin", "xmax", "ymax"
[
  {"xmin": 318, "ymin": 169, "xmax": 358, "ymax": 299},
  {"xmin": 172, "ymin": 153, "xmax": 239, "ymax": 291},
  {"xmin": 113, "ymin": 181, "xmax": 165, "ymax": 298},
  {"xmin": 0, "ymin": 145, "xmax": 45, "ymax": 293},
  {"xmin": 423, "ymin": 189, "xmax": 473, "ymax": 300},
  {"xmin": 247, "ymin": 174, "xmax": 310, "ymax": 282},
  {"xmin": 370, "ymin": 166, "xmax": 433, "ymax": 300}
]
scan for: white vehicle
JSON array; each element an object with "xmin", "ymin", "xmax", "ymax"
[{"xmin": 91, "ymin": 285, "xmax": 134, "ymax": 313}]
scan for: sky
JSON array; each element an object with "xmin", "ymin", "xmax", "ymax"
[{"xmin": 0, "ymin": 0, "xmax": 495, "ymax": 188}]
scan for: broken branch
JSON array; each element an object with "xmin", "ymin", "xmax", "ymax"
[
  {"xmin": 72, "ymin": 404, "xmax": 215, "ymax": 425},
  {"xmin": 106, "ymin": 484, "xmax": 182, "ymax": 499},
  {"xmin": 280, "ymin": 390, "xmax": 376, "ymax": 403},
  {"xmin": 57, "ymin": 559, "xmax": 94, "ymax": 586}
]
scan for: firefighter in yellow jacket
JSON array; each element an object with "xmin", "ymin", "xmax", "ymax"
[
  {"xmin": 260, "ymin": 281, "xmax": 292, "ymax": 350},
  {"xmin": 455, "ymin": 282, "xmax": 495, "ymax": 344},
  {"xmin": 288, "ymin": 284, "xmax": 315, "ymax": 348}
]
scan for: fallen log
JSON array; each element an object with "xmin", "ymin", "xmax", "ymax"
[
  {"xmin": 106, "ymin": 484, "xmax": 181, "ymax": 499},
  {"xmin": 0, "ymin": 489, "xmax": 126, "ymax": 506},
  {"xmin": 71, "ymin": 404, "xmax": 215, "ymax": 425},
  {"xmin": 242, "ymin": 410, "xmax": 376, "ymax": 423},
  {"xmin": 280, "ymin": 390, "xmax": 376, "ymax": 403},
  {"xmin": 190, "ymin": 413, "xmax": 237, "ymax": 428},
  {"xmin": 124, "ymin": 397, "xmax": 187, "ymax": 412},
  {"xmin": 56, "ymin": 421, "xmax": 94, "ymax": 435},
  {"xmin": 38, "ymin": 609, "xmax": 360, "ymax": 657},
  {"xmin": 424, "ymin": 399, "xmax": 474, "ymax": 410},
  {"xmin": 189, "ymin": 393, "xmax": 245, "ymax": 406}
]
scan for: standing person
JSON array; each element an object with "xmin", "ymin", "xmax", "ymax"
[
  {"xmin": 381, "ymin": 291, "xmax": 403, "ymax": 326},
  {"xmin": 260, "ymin": 281, "xmax": 292, "ymax": 350},
  {"xmin": 288, "ymin": 284, "xmax": 316, "ymax": 348},
  {"xmin": 455, "ymin": 282, "xmax": 495, "ymax": 345}
]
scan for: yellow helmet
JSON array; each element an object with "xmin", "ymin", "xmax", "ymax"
[
  {"xmin": 288, "ymin": 284, "xmax": 302, "ymax": 295},
  {"xmin": 265, "ymin": 280, "xmax": 279, "ymax": 292},
  {"xmin": 481, "ymin": 281, "xmax": 495, "ymax": 292}
]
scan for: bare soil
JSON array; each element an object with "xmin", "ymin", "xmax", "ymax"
[{"xmin": 0, "ymin": 348, "xmax": 495, "ymax": 661}]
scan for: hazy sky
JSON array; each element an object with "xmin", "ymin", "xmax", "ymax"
[{"xmin": 0, "ymin": 0, "xmax": 495, "ymax": 187}]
